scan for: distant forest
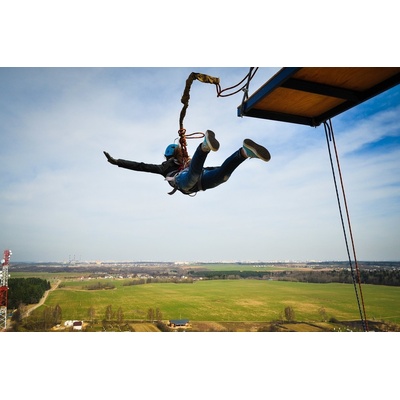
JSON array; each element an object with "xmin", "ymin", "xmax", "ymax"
[
  {"xmin": 8, "ymin": 278, "xmax": 51, "ymax": 309},
  {"xmin": 188, "ymin": 268, "xmax": 400, "ymax": 286}
]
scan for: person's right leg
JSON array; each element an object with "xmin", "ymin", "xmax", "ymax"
[{"xmin": 175, "ymin": 130, "xmax": 219, "ymax": 191}]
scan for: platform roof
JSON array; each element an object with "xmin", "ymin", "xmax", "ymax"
[{"xmin": 238, "ymin": 67, "xmax": 400, "ymax": 127}]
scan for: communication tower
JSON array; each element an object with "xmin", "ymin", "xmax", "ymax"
[{"xmin": 0, "ymin": 249, "xmax": 12, "ymax": 331}]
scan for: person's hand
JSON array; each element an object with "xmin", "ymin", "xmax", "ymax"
[{"xmin": 103, "ymin": 151, "xmax": 117, "ymax": 165}]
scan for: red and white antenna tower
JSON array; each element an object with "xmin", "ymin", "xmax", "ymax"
[{"xmin": 0, "ymin": 249, "xmax": 12, "ymax": 331}]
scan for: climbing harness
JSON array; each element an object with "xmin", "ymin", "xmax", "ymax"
[
  {"xmin": 166, "ymin": 170, "xmax": 201, "ymax": 197},
  {"xmin": 324, "ymin": 119, "xmax": 369, "ymax": 332}
]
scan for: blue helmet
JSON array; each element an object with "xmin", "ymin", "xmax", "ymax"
[{"xmin": 164, "ymin": 144, "xmax": 178, "ymax": 158}]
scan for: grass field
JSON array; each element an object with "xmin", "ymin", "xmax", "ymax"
[{"xmin": 32, "ymin": 278, "xmax": 400, "ymax": 326}]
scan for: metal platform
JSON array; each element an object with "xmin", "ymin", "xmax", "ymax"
[{"xmin": 238, "ymin": 67, "xmax": 400, "ymax": 126}]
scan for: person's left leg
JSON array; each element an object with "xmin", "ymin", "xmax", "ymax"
[
  {"xmin": 201, "ymin": 138, "xmax": 271, "ymax": 191},
  {"xmin": 200, "ymin": 148, "xmax": 247, "ymax": 190}
]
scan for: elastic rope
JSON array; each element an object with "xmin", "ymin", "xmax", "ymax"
[
  {"xmin": 178, "ymin": 73, "xmax": 220, "ymax": 167},
  {"xmin": 218, "ymin": 67, "xmax": 258, "ymax": 98},
  {"xmin": 176, "ymin": 130, "xmax": 205, "ymax": 169},
  {"xmin": 238, "ymin": 67, "xmax": 257, "ymax": 117},
  {"xmin": 179, "ymin": 72, "xmax": 220, "ymax": 131},
  {"xmin": 328, "ymin": 119, "xmax": 369, "ymax": 331},
  {"xmin": 177, "ymin": 129, "xmax": 189, "ymax": 169},
  {"xmin": 324, "ymin": 120, "xmax": 368, "ymax": 331},
  {"xmin": 177, "ymin": 69, "xmax": 258, "ymax": 167}
]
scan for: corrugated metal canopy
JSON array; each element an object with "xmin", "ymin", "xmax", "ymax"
[{"xmin": 238, "ymin": 67, "xmax": 400, "ymax": 127}]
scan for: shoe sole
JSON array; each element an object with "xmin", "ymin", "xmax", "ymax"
[
  {"xmin": 244, "ymin": 139, "xmax": 271, "ymax": 162},
  {"xmin": 205, "ymin": 130, "xmax": 220, "ymax": 151}
]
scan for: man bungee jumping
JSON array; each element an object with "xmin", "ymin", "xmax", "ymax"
[{"xmin": 103, "ymin": 130, "xmax": 270, "ymax": 195}]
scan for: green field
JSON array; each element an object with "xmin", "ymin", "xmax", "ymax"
[{"xmin": 34, "ymin": 278, "xmax": 400, "ymax": 325}]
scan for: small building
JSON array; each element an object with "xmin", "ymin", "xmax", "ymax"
[
  {"xmin": 73, "ymin": 320, "xmax": 83, "ymax": 331},
  {"xmin": 168, "ymin": 319, "xmax": 190, "ymax": 328}
]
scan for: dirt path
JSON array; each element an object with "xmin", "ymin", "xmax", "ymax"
[{"xmin": 24, "ymin": 279, "xmax": 61, "ymax": 317}]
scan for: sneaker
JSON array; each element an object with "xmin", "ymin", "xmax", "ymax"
[
  {"xmin": 202, "ymin": 130, "xmax": 220, "ymax": 152},
  {"xmin": 243, "ymin": 139, "xmax": 271, "ymax": 162}
]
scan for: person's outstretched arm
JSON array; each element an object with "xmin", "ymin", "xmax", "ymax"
[
  {"xmin": 104, "ymin": 151, "xmax": 117, "ymax": 165},
  {"xmin": 103, "ymin": 151, "xmax": 166, "ymax": 175}
]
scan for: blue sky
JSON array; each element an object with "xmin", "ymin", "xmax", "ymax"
[{"xmin": 1, "ymin": 67, "xmax": 399, "ymax": 262}]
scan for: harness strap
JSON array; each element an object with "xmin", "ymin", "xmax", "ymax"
[
  {"xmin": 166, "ymin": 173, "xmax": 178, "ymax": 195},
  {"xmin": 168, "ymin": 187, "xmax": 178, "ymax": 195},
  {"xmin": 165, "ymin": 170, "xmax": 202, "ymax": 196}
]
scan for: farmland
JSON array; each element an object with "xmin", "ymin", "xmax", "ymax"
[
  {"xmin": 8, "ymin": 261, "xmax": 400, "ymax": 332},
  {"xmin": 21, "ymin": 276, "xmax": 400, "ymax": 332}
]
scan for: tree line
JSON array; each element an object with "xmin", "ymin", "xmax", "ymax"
[
  {"xmin": 122, "ymin": 277, "xmax": 194, "ymax": 286},
  {"xmin": 8, "ymin": 277, "xmax": 51, "ymax": 308},
  {"xmin": 188, "ymin": 268, "xmax": 400, "ymax": 286}
]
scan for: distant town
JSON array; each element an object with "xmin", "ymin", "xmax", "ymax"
[{"xmin": 9, "ymin": 260, "xmax": 400, "ymax": 286}]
